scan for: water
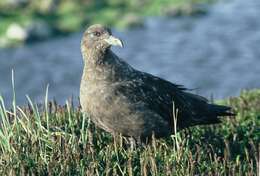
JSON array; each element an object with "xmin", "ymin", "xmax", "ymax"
[{"xmin": 0, "ymin": 0, "xmax": 260, "ymax": 106}]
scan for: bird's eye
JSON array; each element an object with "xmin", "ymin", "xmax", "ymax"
[{"xmin": 93, "ymin": 31, "xmax": 101, "ymax": 37}]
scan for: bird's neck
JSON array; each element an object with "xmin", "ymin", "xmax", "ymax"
[
  {"xmin": 82, "ymin": 46, "xmax": 108, "ymax": 65},
  {"xmin": 82, "ymin": 49, "xmax": 117, "ymax": 81}
]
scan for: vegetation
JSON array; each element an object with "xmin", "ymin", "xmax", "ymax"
[
  {"xmin": 0, "ymin": 0, "xmax": 215, "ymax": 47},
  {"xmin": 0, "ymin": 83, "xmax": 259, "ymax": 175}
]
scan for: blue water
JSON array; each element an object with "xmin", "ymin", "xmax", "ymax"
[{"xmin": 0, "ymin": 0, "xmax": 260, "ymax": 106}]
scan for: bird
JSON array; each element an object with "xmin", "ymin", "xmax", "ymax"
[{"xmin": 80, "ymin": 24, "xmax": 234, "ymax": 143}]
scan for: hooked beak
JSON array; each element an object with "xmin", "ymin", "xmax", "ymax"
[{"xmin": 104, "ymin": 35, "xmax": 124, "ymax": 48}]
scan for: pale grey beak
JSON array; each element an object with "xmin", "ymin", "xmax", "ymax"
[{"xmin": 104, "ymin": 35, "xmax": 124, "ymax": 48}]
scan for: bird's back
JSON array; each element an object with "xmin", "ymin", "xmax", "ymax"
[{"xmin": 81, "ymin": 50, "xmax": 233, "ymax": 140}]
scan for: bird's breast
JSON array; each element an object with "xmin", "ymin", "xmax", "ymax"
[{"xmin": 80, "ymin": 80, "xmax": 146, "ymax": 136}]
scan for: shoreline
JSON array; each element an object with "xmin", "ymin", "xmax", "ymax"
[{"xmin": 0, "ymin": 0, "xmax": 214, "ymax": 47}]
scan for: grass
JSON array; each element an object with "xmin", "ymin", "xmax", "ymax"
[{"xmin": 0, "ymin": 85, "xmax": 259, "ymax": 175}]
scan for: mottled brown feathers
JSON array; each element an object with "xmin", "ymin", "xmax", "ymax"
[{"xmin": 80, "ymin": 24, "xmax": 234, "ymax": 142}]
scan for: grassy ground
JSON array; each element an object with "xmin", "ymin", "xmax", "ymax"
[{"xmin": 0, "ymin": 87, "xmax": 259, "ymax": 175}]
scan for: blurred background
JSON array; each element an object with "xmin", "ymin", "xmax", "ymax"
[{"xmin": 0, "ymin": 0, "xmax": 259, "ymax": 106}]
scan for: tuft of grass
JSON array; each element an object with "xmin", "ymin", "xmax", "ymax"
[{"xmin": 0, "ymin": 89, "xmax": 259, "ymax": 175}]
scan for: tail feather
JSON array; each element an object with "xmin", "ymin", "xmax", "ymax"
[
  {"xmin": 209, "ymin": 104, "xmax": 235, "ymax": 117},
  {"xmin": 179, "ymin": 92, "xmax": 235, "ymax": 128},
  {"xmin": 193, "ymin": 104, "xmax": 235, "ymax": 126}
]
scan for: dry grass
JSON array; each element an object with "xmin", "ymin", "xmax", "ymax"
[{"xmin": 0, "ymin": 89, "xmax": 259, "ymax": 175}]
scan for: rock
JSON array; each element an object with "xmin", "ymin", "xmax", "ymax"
[
  {"xmin": 183, "ymin": 4, "xmax": 208, "ymax": 16},
  {"xmin": 118, "ymin": 14, "xmax": 144, "ymax": 29},
  {"xmin": 4, "ymin": 20, "xmax": 53, "ymax": 45},
  {"xmin": 163, "ymin": 5, "xmax": 183, "ymax": 17},
  {"xmin": 5, "ymin": 23, "xmax": 28, "ymax": 41},
  {"xmin": 26, "ymin": 20, "xmax": 53, "ymax": 41},
  {"xmin": 163, "ymin": 4, "xmax": 208, "ymax": 17}
]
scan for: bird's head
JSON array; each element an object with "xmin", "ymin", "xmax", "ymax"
[{"xmin": 81, "ymin": 24, "xmax": 123, "ymax": 58}]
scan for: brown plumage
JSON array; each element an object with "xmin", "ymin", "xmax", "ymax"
[{"xmin": 80, "ymin": 24, "xmax": 234, "ymax": 142}]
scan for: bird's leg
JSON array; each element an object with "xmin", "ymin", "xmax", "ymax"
[
  {"xmin": 113, "ymin": 133, "xmax": 118, "ymax": 149},
  {"xmin": 118, "ymin": 133, "xmax": 123, "ymax": 148},
  {"xmin": 121, "ymin": 137, "xmax": 139, "ymax": 150},
  {"xmin": 113, "ymin": 133, "xmax": 124, "ymax": 150},
  {"xmin": 137, "ymin": 137, "xmax": 142, "ymax": 145},
  {"xmin": 132, "ymin": 136, "xmax": 147, "ymax": 148},
  {"xmin": 129, "ymin": 137, "xmax": 137, "ymax": 150}
]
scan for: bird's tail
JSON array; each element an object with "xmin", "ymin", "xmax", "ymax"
[
  {"xmin": 204, "ymin": 104, "xmax": 235, "ymax": 124},
  {"xmin": 177, "ymin": 92, "xmax": 235, "ymax": 128},
  {"xmin": 209, "ymin": 104, "xmax": 235, "ymax": 116}
]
